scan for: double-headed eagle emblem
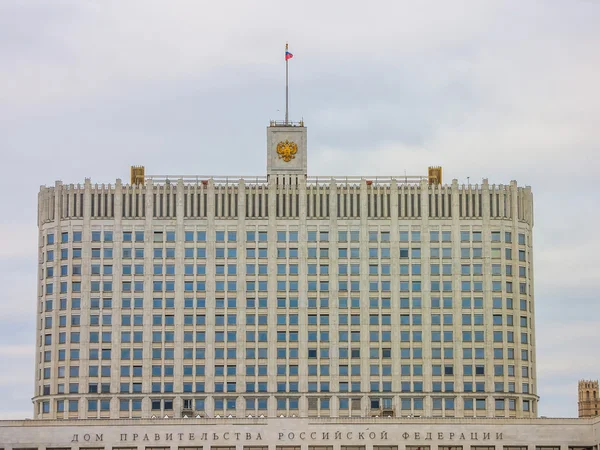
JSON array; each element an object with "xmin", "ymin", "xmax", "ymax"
[{"xmin": 276, "ymin": 140, "xmax": 298, "ymax": 162}]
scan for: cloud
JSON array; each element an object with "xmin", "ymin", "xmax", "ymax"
[
  {"xmin": 0, "ymin": 225, "xmax": 38, "ymax": 258},
  {"xmin": 0, "ymin": 345, "xmax": 35, "ymax": 358},
  {"xmin": 0, "ymin": 411, "xmax": 33, "ymax": 421}
]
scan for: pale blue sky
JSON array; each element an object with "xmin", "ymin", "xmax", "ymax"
[{"xmin": 0, "ymin": 0, "xmax": 599, "ymax": 418}]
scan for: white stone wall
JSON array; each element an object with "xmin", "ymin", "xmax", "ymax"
[
  {"xmin": 35, "ymin": 176, "xmax": 536, "ymax": 421},
  {"xmin": 267, "ymin": 125, "xmax": 308, "ymax": 175},
  {"xmin": 0, "ymin": 417, "xmax": 598, "ymax": 449}
]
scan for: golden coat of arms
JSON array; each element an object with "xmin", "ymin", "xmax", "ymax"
[{"xmin": 276, "ymin": 140, "xmax": 298, "ymax": 162}]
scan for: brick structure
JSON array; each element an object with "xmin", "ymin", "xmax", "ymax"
[{"xmin": 579, "ymin": 379, "xmax": 600, "ymax": 418}]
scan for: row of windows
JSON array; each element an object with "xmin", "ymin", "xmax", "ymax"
[
  {"xmin": 42, "ymin": 295, "xmax": 529, "ymax": 313},
  {"xmin": 43, "ymin": 311, "xmax": 530, "ymax": 330},
  {"xmin": 45, "ymin": 333, "xmax": 535, "ymax": 363},
  {"xmin": 47, "ymin": 230, "xmax": 528, "ymax": 246},
  {"xmin": 44, "ymin": 262, "xmax": 530, "ymax": 279},
  {"xmin": 46, "ymin": 246, "xmax": 529, "ymax": 262},
  {"xmin": 41, "ymin": 394, "xmax": 534, "ymax": 415},
  {"xmin": 44, "ymin": 279, "xmax": 531, "ymax": 295},
  {"xmin": 45, "ymin": 376, "xmax": 532, "ymax": 398},
  {"xmin": 43, "ymin": 345, "xmax": 535, "ymax": 381},
  {"xmin": 44, "ymin": 338, "xmax": 533, "ymax": 367},
  {"xmin": 42, "ymin": 375, "xmax": 534, "ymax": 397},
  {"xmin": 44, "ymin": 374, "xmax": 533, "ymax": 399}
]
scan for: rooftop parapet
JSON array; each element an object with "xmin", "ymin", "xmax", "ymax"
[{"xmin": 143, "ymin": 174, "xmax": 429, "ymax": 186}]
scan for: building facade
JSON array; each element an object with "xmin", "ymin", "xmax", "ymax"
[
  {"xmin": 34, "ymin": 122, "xmax": 536, "ymax": 421},
  {"xmin": 1, "ymin": 416, "xmax": 599, "ymax": 449},
  {"xmin": 579, "ymin": 380, "xmax": 600, "ymax": 418}
]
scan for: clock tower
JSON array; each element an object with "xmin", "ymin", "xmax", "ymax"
[{"xmin": 267, "ymin": 120, "xmax": 307, "ymax": 178}]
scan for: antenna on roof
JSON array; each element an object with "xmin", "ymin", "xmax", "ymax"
[{"xmin": 285, "ymin": 43, "xmax": 294, "ymax": 124}]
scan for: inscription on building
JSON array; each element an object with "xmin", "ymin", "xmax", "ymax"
[{"xmin": 70, "ymin": 429, "xmax": 503, "ymax": 444}]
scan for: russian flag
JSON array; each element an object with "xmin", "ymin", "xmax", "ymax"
[{"xmin": 285, "ymin": 50, "xmax": 293, "ymax": 60}]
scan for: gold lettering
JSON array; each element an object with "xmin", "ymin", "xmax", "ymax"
[
  {"xmin": 496, "ymin": 433, "xmax": 503, "ymax": 440},
  {"xmin": 71, "ymin": 435, "xmax": 79, "ymax": 442},
  {"xmin": 425, "ymin": 432, "xmax": 432, "ymax": 440},
  {"xmin": 132, "ymin": 433, "xmax": 138, "ymax": 441},
  {"xmin": 288, "ymin": 433, "xmax": 295, "ymax": 440},
  {"xmin": 438, "ymin": 432, "xmax": 444, "ymax": 440},
  {"xmin": 143, "ymin": 433, "xmax": 150, "ymax": 441},
  {"xmin": 279, "ymin": 433, "xmax": 284, "ymax": 440},
  {"xmin": 83, "ymin": 434, "xmax": 91, "ymax": 442},
  {"xmin": 95, "ymin": 434, "xmax": 103, "ymax": 442},
  {"xmin": 300, "ymin": 432, "xmax": 306, "ymax": 440},
  {"xmin": 380, "ymin": 432, "xmax": 388, "ymax": 440},
  {"xmin": 247, "ymin": 433, "xmax": 253, "ymax": 440},
  {"xmin": 189, "ymin": 433, "xmax": 195, "ymax": 441},
  {"xmin": 483, "ymin": 432, "xmax": 490, "ymax": 440},
  {"xmin": 449, "ymin": 432, "xmax": 455, "ymax": 440},
  {"xmin": 235, "ymin": 433, "xmax": 241, "ymax": 440},
  {"xmin": 120, "ymin": 433, "xmax": 127, "ymax": 442},
  {"xmin": 358, "ymin": 432, "xmax": 364, "ymax": 440},
  {"xmin": 179, "ymin": 433, "xmax": 185, "ymax": 440},
  {"xmin": 155, "ymin": 433, "xmax": 161, "ymax": 441},
  {"xmin": 213, "ymin": 433, "xmax": 219, "ymax": 440},
  {"xmin": 402, "ymin": 432, "xmax": 410, "ymax": 439},
  {"xmin": 471, "ymin": 432, "xmax": 478, "ymax": 440},
  {"xmin": 257, "ymin": 433, "xmax": 262, "ymax": 440},
  {"xmin": 200, "ymin": 433, "xmax": 208, "ymax": 440},
  {"xmin": 347, "ymin": 432, "xmax": 353, "ymax": 439},
  {"xmin": 459, "ymin": 433, "xmax": 466, "ymax": 440},
  {"xmin": 311, "ymin": 432, "xmax": 317, "ymax": 439},
  {"xmin": 166, "ymin": 433, "xmax": 173, "ymax": 441},
  {"xmin": 224, "ymin": 432, "xmax": 230, "ymax": 440}
]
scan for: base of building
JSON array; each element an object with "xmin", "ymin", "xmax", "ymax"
[{"xmin": 0, "ymin": 416, "xmax": 599, "ymax": 449}]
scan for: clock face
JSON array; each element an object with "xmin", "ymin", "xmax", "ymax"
[{"xmin": 276, "ymin": 140, "xmax": 298, "ymax": 162}]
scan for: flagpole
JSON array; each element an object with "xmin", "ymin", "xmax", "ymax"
[{"xmin": 285, "ymin": 43, "xmax": 289, "ymax": 124}]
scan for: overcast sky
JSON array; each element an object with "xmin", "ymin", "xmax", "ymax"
[{"xmin": 1, "ymin": 0, "xmax": 599, "ymax": 419}]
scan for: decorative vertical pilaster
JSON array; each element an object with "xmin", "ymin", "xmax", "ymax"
[
  {"xmin": 481, "ymin": 179, "xmax": 494, "ymax": 418},
  {"xmin": 389, "ymin": 180, "xmax": 400, "ymax": 416},
  {"xmin": 173, "ymin": 179, "xmax": 185, "ymax": 416},
  {"xmin": 78, "ymin": 179, "xmax": 92, "ymax": 419},
  {"xmin": 450, "ymin": 179, "xmax": 464, "ymax": 417},
  {"xmin": 204, "ymin": 179, "xmax": 216, "ymax": 418},
  {"xmin": 235, "ymin": 180, "xmax": 246, "ymax": 415},
  {"xmin": 297, "ymin": 176, "xmax": 308, "ymax": 415},
  {"xmin": 359, "ymin": 180, "xmax": 369, "ymax": 408},
  {"xmin": 109, "ymin": 180, "xmax": 123, "ymax": 418},
  {"xmin": 328, "ymin": 180, "xmax": 339, "ymax": 417},
  {"xmin": 50, "ymin": 182, "xmax": 63, "ymax": 418},
  {"xmin": 509, "ymin": 180, "xmax": 523, "ymax": 417},
  {"xmin": 267, "ymin": 175, "xmax": 278, "ymax": 416},
  {"xmin": 419, "ymin": 179, "xmax": 432, "ymax": 416},
  {"xmin": 141, "ymin": 180, "xmax": 154, "ymax": 417}
]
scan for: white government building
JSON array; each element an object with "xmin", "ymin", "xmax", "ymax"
[{"xmin": 1, "ymin": 122, "xmax": 598, "ymax": 448}]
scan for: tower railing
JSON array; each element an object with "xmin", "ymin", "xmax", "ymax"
[
  {"xmin": 144, "ymin": 175, "xmax": 428, "ymax": 185},
  {"xmin": 269, "ymin": 120, "xmax": 304, "ymax": 127}
]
